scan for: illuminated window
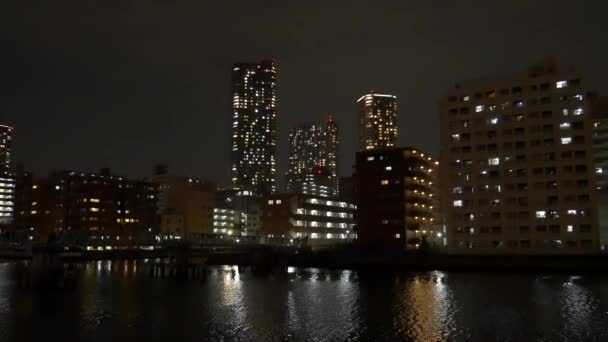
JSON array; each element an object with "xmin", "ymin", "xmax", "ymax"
[
  {"xmin": 276, "ymin": 199, "xmax": 282, "ymax": 204},
  {"xmin": 556, "ymin": 80, "xmax": 568, "ymax": 88},
  {"xmin": 90, "ymin": 198, "xmax": 100, "ymax": 203},
  {"xmin": 380, "ymin": 180, "xmax": 389, "ymax": 185},
  {"xmin": 453, "ymin": 200, "xmax": 463, "ymax": 207},
  {"xmin": 567, "ymin": 210, "xmax": 577, "ymax": 215},
  {"xmin": 394, "ymin": 233, "xmax": 401, "ymax": 239},
  {"xmin": 489, "ymin": 117, "xmax": 499, "ymax": 125},
  {"xmin": 268, "ymin": 200, "xmax": 274, "ymax": 205},
  {"xmin": 561, "ymin": 137, "xmax": 572, "ymax": 145},
  {"xmin": 597, "ymin": 167, "xmax": 604, "ymax": 174},
  {"xmin": 488, "ymin": 157, "xmax": 500, "ymax": 166},
  {"xmin": 451, "ymin": 133, "xmax": 461, "ymax": 142},
  {"xmin": 452, "ymin": 186, "xmax": 463, "ymax": 194},
  {"xmin": 475, "ymin": 105, "xmax": 484, "ymax": 112},
  {"xmin": 562, "ymin": 109, "xmax": 569, "ymax": 116},
  {"xmin": 573, "ymin": 108, "xmax": 583, "ymax": 116},
  {"xmin": 385, "ymin": 166, "xmax": 392, "ymax": 171},
  {"xmin": 90, "ymin": 207, "xmax": 99, "ymax": 212},
  {"xmin": 366, "ymin": 156, "xmax": 374, "ymax": 161},
  {"xmin": 567, "ymin": 225, "xmax": 574, "ymax": 232},
  {"xmin": 560, "ymin": 122, "xmax": 571, "ymax": 130},
  {"xmin": 536, "ymin": 211, "xmax": 546, "ymax": 218}
]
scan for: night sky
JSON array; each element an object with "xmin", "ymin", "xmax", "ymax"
[{"xmin": 1, "ymin": 1, "xmax": 607, "ymax": 188}]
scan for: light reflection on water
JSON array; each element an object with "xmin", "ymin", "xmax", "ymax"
[{"xmin": 0, "ymin": 261, "xmax": 607, "ymax": 341}]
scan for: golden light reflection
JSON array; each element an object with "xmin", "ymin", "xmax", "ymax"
[{"xmin": 396, "ymin": 271, "xmax": 450, "ymax": 341}]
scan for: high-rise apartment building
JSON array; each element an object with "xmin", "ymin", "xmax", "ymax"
[
  {"xmin": 357, "ymin": 92, "xmax": 398, "ymax": 151},
  {"xmin": 355, "ymin": 147, "xmax": 442, "ymax": 250},
  {"xmin": 0, "ymin": 125, "xmax": 15, "ymax": 225},
  {"xmin": 231, "ymin": 60, "xmax": 277, "ymax": 195},
  {"xmin": 440, "ymin": 59, "xmax": 599, "ymax": 254},
  {"xmin": 286, "ymin": 115, "xmax": 338, "ymax": 197}
]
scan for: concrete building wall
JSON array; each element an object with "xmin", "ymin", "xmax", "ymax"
[
  {"xmin": 440, "ymin": 59, "xmax": 599, "ymax": 254},
  {"xmin": 354, "ymin": 147, "xmax": 442, "ymax": 251}
]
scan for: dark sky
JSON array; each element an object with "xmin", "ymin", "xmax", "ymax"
[{"xmin": 1, "ymin": 0, "xmax": 607, "ymax": 188}]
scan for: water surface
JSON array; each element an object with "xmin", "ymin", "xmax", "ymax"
[{"xmin": 0, "ymin": 261, "xmax": 607, "ymax": 341}]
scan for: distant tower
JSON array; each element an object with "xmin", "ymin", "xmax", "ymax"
[
  {"xmin": 0, "ymin": 125, "xmax": 15, "ymax": 224},
  {"xmin": 286, "ymin": 115, "xmax": 339, "ymax": 197},
  {"xmin": 357, "ymin": 92, "xmax": 398, "ymax": 151},
  {"xmin": 231, "ymin": 60, "xmax": 277, "ymax": 195}
]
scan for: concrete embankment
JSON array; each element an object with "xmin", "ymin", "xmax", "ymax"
[{"xmin": 3, "ymin": 247, "xmax": 608, "ymax": 273}]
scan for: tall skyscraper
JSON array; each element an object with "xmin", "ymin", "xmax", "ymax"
[
  {"xmin": 286, "ymin": 115, "xmax": 338, "ymax": 197},
  {"xmin": 0, "ymin": 125, "xmax": 15, "ymax": 225},
  {"xmin": 231, "ymin": 60, "xmax": 277, "ymax": 195},
  {"xmin": 357, "ymin": 92, "xmax": 398, "ymax": 151},
  {"xmin": 440, "ymin": 59, "xmax": 599, "ymax": 254}
]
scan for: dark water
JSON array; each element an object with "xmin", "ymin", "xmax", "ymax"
[{"xmin": 1, "ymin": 261, "xmax": 608, "ymax": 341}]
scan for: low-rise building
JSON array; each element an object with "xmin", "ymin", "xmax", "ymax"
[
  {"xmin": 13, "ymin": 168, "xmax": 158, "ymax": 245},
  {"xmin": 151, "ymin": 173, "xmax": 215, "ymax": 243},
  {"xmin": 261, "ymin": 193, "xmax": 356, "ymax": 248},
  {"xmin": 213, "ymin": 189, "xmax": 262, "ymax": 239}
]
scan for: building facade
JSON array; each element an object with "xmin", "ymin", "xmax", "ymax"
[
  {"xmin": 286, "ymin": 115, "xmax": 338, "ymax": 196},
  {"xmin": 231, "ymin": 60, "xmax": 277, "ymax": 195},
  {"xmin": 213, "ymin": 189, "xmax": 261, "ymax": 239},
  {"xmin": 0, "ymin": 125, "xmax": 15, "ymax": 226},
  {"xmin": 440, "ymin": 59, "xmax": 599, "ymax": 254},
  {"xmin": 357, "ymin": 92, "xmax": 398, "ymax": 151},
  {"xmin": 355, "ymin": 147, "xmax": 442, "ymax": 251},
  {"xmin": 591, "ymin": 95, "xmax": 608, "ymax": 251},
  {"xmin": 152, "ymin": 174, "xmax": 216, "ymax": 242},
  {"xmin": 13, "ymin": 169, "xmax": 158, "ymax": 245},
  {"xmin": 261, "ymin": 193, "xmax": 356, "ymax": 247}
]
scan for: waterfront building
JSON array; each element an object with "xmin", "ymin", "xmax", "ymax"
[
  {"xmin": 151, "ymin": 172, "xmax": 215, "ymax": 243},
  {"xmin": 439, "ymin": 58, "xmax": 599, "ymax": 254},
  {"xmin": 261, "ymin": 193, "xmax": 356, "ymax": 248},
  {"xmin": 231, "ymin": 59, "xmax": 277, "ymax": 195},
  {"xmin": 357, "ymin": 92, "xmax": 398, "ymax": 151},
  {"xmin": 591, "ymin": 95, "xmax": 608, "ymax": 251},
  {"xmin": 0, "ymin": 125, "xmax": 15, "ymax": 226},
  {"xmin": 212, "ymin": 189, "xmax": 261, "ymax": 239},
  {"xmin": 286, "ymin": 115, "xmax": 339, "ymax": 197},
  {"xmin": 14, "ymin": 168, "xmax": 158, "ymax": 245},
  {"xmin": 354, "ymin": 147, "xmax": 442, "ymax": 250}
]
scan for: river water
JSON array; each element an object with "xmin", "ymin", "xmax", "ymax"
[{"xmin": 0, "ymin": 260, "xmax": 607, "ymax": 341}]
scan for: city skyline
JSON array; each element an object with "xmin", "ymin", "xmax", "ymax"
[{"xmin": 3, "ymin": 1, "xmax": 608, "ymax": 186}]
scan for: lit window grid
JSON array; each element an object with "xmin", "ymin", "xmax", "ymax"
[
  {"xmin": 440, "ymin": 71, "xmax": 598, "ymax": 252},
  {"xmin": 231, "ymin": 61, "xmax": 277, "ymax": 194},
  {"xmin": 358, "ymin": 94, "xmax": 398, "ymax": 151}
]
